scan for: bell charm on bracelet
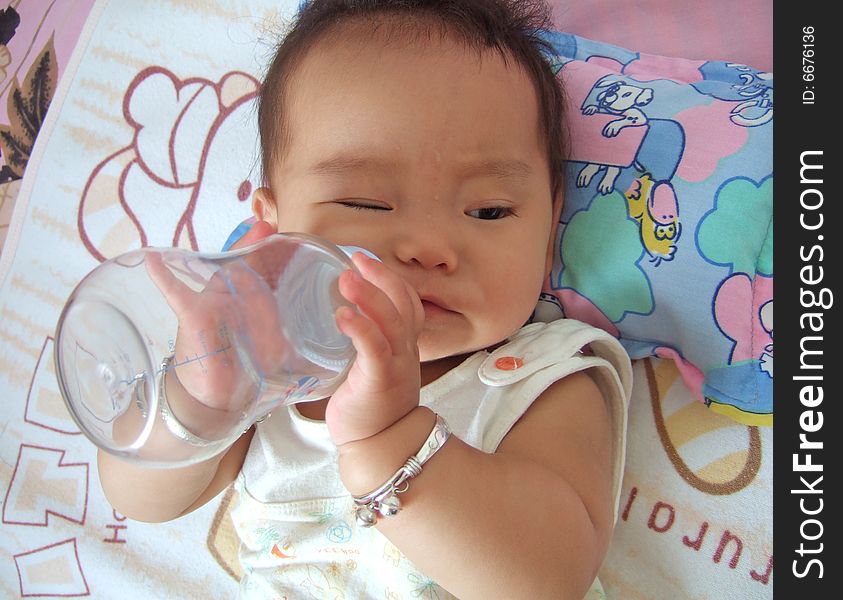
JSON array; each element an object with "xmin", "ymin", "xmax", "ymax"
[
  {"xmin": 377, "ymin": 493, "xmax": 401, "ymax": 517},
  {"xmin": 355, "ymin": 505, "xmax": 379, "ymax": 528},
  {"xmin": 355, "ymin": 493, "xmax": 402, "ymax": 528},
  {"xmin": 351, "ymin": 415, "xmax": 451, "ymax": 528}
]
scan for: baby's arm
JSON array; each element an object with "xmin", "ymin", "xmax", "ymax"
[
  {"xmin": 332, "ymin": 255, "xmax": 615, "ymax": 599},
  {"xmin": 341, "ymin": 372, "xmax": 613, "ymax": 600},
  {"xmin": 96, "ymin": 221, "xmax": 276, "ymax": 523},
  {"xmin": 97, "ymin": 427, "xmax": 253, "ymax": 522}
]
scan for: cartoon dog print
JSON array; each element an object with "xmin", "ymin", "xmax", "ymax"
[
  {"xmin": 758, "ymin": 300, "xmax": 773, "ymax": 377},
  {"xmin": 577, "ymin": 79, "xmax": 655, "ymax": 195},
  {"xmin": 584, "ymin": 79, "xmax": 654, "ymax": 134},
  {"xmin": 727, "ymin": 63, "xmax": 773, "ymax": 127},
  {"xmin": 693, "ymin": 62, "xmax": 773, "ymax": 127},
  {"xmin": 531, "ymin": 292, "xmax": 565, "ymax": 323}
]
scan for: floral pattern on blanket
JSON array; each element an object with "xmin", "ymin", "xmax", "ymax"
[{"xmin": 0, "ymin": 0, "xmax": 95, "ymax": 256}]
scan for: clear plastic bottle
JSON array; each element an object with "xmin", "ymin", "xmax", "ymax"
[{"xmin": 54, "ymin": 233, "xmax": 368, "ymax": 468}]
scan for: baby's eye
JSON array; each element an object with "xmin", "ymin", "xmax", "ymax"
[
  {"xmin": 337, "ymin": 200, "xmax": 390, "ymax": 211},
  {"xmin": 467, "ymin": 206, "xmax": 515, "ymax": 220}
]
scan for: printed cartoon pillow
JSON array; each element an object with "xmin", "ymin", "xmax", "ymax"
[{"xmin": 539, "ymin": 33, "xmax": 773, "ymax": 426}]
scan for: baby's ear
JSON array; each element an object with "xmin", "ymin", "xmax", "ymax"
[{"xmin": 252, "ymin": 186, "xmax": 279, "ymax": 227}]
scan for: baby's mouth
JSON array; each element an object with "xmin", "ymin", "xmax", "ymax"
[{"xmin": 420, "ymin": 298, "xmax": 454, "ymax": 318}]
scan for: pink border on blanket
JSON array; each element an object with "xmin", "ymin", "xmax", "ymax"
[{"xmin": 1, "ymin": 0, "xmax": 96, "ymax": 153}]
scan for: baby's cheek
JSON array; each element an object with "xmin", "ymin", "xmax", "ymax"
[
  {"xmin": 472, "ymin": 297, "xmax": 530, "ymax": 347},
  {"xmin": 498, "ymin": 271, "xmax": 545, "ymax": 319}
]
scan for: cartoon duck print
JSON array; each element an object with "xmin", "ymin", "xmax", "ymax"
[{"xmin": 624, "ymin": 174, "xmax": 681, "ymax": 265}]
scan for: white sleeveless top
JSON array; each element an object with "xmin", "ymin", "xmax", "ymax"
[{"xmin": 231, "ymin": 318, "xmax": 632, "ymax": 599}]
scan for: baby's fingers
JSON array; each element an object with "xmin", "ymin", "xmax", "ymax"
[
  {"xmin": 144, "ymin": 252, "xmax": 195, "ymax": 315},
  {"xmin": 338, "ymin": 267, "xmax": 408, "ymax": 356},
  {"xmin": 335, "ymin": 305, "xmax": 393, "ymax": 379},
  {"xmin": 350, "ymin": 253, "xmax": 423, "ymax": 338}
]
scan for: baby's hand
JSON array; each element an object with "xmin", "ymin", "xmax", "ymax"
[
  {"xmin": 327, "ymin": 254, "xmax": 425, "ymax": 447},
  {"xmin": 144, "ymin": 221, "xmax": 282, "ymax": 413}
]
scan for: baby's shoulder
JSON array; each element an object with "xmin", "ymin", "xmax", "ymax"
[{"xmin": 477, "ymin": 318, "xmax": 628, "ymax": 387}]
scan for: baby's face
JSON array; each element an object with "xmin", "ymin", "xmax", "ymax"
[{"xmin": 256, "ymin": 27, "xmax": 560, "ymax": 362}]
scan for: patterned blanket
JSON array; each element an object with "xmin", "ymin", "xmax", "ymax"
[{"xmin": 0, "ymin": 1, "xmax": 772, "ymax": 598}]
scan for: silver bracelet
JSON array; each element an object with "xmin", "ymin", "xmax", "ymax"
[
  {"xmin": 352, "ymin": 413, "xmax": 451, "ymax": 528},
  {"xmin": 158, "ymin": 355, "xmax": 211, "ymax": 446},
  {"xmin": 156, "ymin": 354, "xmax": 271, "ymax": 445}
]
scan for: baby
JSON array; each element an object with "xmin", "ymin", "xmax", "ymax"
[{"xmin": 98, "ymin": 1, "xmax": 632, "ymax": 598}]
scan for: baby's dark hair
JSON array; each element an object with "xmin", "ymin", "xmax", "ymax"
[{"xmin": 258, "ymin": 0, "xmax": 567, "ymax": 199}]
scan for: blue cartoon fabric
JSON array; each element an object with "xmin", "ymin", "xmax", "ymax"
[{"xmin": 540, "ymin": 33, "xmax": 773, "ymax": 426}]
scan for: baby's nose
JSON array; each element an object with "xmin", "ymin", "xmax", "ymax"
[{"xmin": 393, "ymin": 226, "xmax": 458, "ymax": 272}]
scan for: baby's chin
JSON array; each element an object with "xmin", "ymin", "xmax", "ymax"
[
  {"xmin": 419, "ymin": 316, "xmax": 530, "ymax": 361},
  {"xmin": 417, "ymin": 340, "xmax": 469, "ymax": 364}
]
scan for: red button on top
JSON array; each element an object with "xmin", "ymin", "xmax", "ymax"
[{"xmin": 494, "ymin": 356, "xmax": 524, "ymax": 371}]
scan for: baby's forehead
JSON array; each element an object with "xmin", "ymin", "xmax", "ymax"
[
  {"xmin": 286, "ymin": 46, "xmax": 543, "ymax": 157},
  {"xmin": 298, "ymin": 13, "xmax": 522, "ymax": 76},
  {"xmin": 264, "ymin": 13, "xmax": 554, "ymax": 192},
  {"xmin": 316, "ymin": 12, "xmax": 483, "ymax": 51}
]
